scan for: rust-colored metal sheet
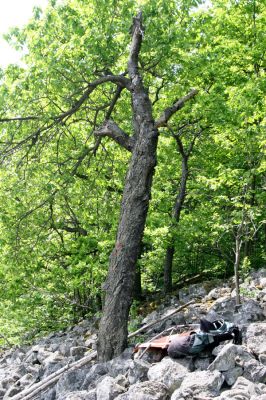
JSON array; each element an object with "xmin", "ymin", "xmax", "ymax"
[
  {"xmin": 136, "ymin": 330, "xmax": 195, "ymax": 351},
  {"xmin": 138, "ymin": 335, "xmax": 172, "ymax": 349}
]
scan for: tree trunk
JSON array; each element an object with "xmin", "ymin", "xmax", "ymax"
[
  {"xmin": 97, "ymin": 13, "xmax": 159, "ymax": 361},
  {"xmin": 164, "ymin": 155, "xmax": 188, "ymax": 293},
  {"xmin": 133, "ymin": 264, "xmax": 142, "ymax": 301},
  {"xmin": 234, "ymin": 235, "xmax": 241, "ymax": 306},
  {"xmin": 164, "ymin": 246, "xmax": 175, "ymax": 293}
]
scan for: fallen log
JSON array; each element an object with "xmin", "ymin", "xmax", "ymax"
[
  {"xmin": 128, "ymin": 300, "xmax": 195, "ymax": 338},
  {"xmin": 173, "ymin": 273, "xmax": 203, "ymax": 289},
  {"xmin": 11, "ymin": 351, "xmax": 97, "ymax": 400}
]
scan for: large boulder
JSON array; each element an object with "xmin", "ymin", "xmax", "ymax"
[
  {"xmin": 147, "ymin": 356, "xmax": 191, "ymax": 393},
  {"xmin": 208, "ymin": 343, "xmax": 253, "ymax": 372},
  {"xmin": 56, "ymin": 368, "xmax": 90, "ymax": 397},
  {"xmin": 233, "ymin": 299, "xmax": 266, "ymax": 324},
  {"xmin": 246, "ymin": 323, "xmax": 266, "ymax": 362},
  {"xmin": 209, "ymin": 297, "xmax": 265, "ymax": 324},
  {"xmin": 81, "ymin": 363, "xmax": 108, "ymax": 390},
  {"xmin": 115, "ymin": 381, "xmax": 169, "ymax": 400},
  {"xmin": 96, "ymin": 375, "xmax": 126, "ymax": 400},
  {"xmin": 128, "ymin": 359, "xmax": 150, "ymax": 385},
  {"xmin": 171, "ymin": 370, "xmax": 224, "ymax": 400},
  {"xmin": 243, "ymin": 359, "xmax": 266, "ymax": 384},
  {"xmin": 215, "ymin": 376, "xmax": 266, "ymax": 400}
]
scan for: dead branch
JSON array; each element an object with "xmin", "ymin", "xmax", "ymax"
[
  {"xmin": 128, "ymin": 300, "xmax": 195, "ymax": 339},
  {"xmin": 11, "ymin": 351, "xmax": 97, "ymax": 400},
  {"xmin": 155, "ymin": 89, "xmax": 199, "ymax": 128}
]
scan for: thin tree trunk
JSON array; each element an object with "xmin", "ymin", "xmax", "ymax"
[
  {"xmin": 234, "ymin": 235, "xmax": 241, "ymax": 306},
  {"xmin": 133, "ymin": 264, "xmax": 142, "ymax": 301},
  {"xmin": 164, "ymin": 246, "xmax": 175, "ymax": 293},
  {"xmin": 164, "ymin": 155, "xmax": 188, "ymax": 293}
]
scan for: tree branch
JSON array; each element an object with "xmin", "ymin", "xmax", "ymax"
[
  {"xmin": 155, "ymin": 89, "xmax": 199, "ymax": 128},
  {"xmin": 58, "ymin": 225, "xmax": 88, "ymax": 236},
  {"xmin": 0, "ymin": 116, "xmax": 38, "ymax": 123},
  {"xmin": 95, "ymin": 120, "xmax": 135, "ymax": 152},
  {"xmin": 128, "ymin": 12, "xmax": 144, "ymax": 78},
  {"xmin": 0, "ymin": 75, "xmax": 131, "ymax": 125}
]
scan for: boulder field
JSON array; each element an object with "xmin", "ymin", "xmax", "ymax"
[{"xmin": 0, "ymin": 268, "xmax": 265, "ymax": 400}]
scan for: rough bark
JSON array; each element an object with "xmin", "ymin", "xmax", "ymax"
[
  {"xmin": 97, "ymin": 14, "xmax": 198, "ymax": 362},
  {"xmin": 97, "ymin": 12, "xmax": 159, "ymax": 362}
]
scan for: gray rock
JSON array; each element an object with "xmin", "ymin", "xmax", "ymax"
[
  {"xmin": 56, "ymin": 368, "xmax": 89, "ymax": 396},
  {"xmin": 246, "ymin": 323, "xmax": 266, "ymax": 358},
  {"xmin": 116, "ymin": 381, "xmax": 169, "ymax": 400},
  {"xmin": 171, "ymin": 370, "xmax": 224, "ymax": 400},
  {"xmin": 208, "ymin": 344, "xmax": 253, "ymax": 372},
  {"xmin": 233, "ymin": 299, "xmax": 266, "ymax": 324},
  {"xmin": 208, "ymin": 296, "xmax": 235, "ymax": 321},
  {"xmin": 3, "ymin": 383, "xmax": 22, "ymax": 399},
  {"xmin": 260, "ymin": 354, "xmax": 266, "ymax": 365},
  {"xmin": 105, "ymin": 352, "xmax": 134, "ymax": 378},
  {"xmin": 18, "ymin": 372, "xmax": 38, "ymax": 387},
  {"xmin": 243, "ymin": 359, "xmax": 266, "ymax": 383},
  {"xmin": 128, "ymin": 359, "xmax": 150, "ymax": 384},
  {"xmin": 193, "ymin": 354, "xmax": 213, "ymax": 371},
  {"xmin": 84, "ymin": 334, "xmax": 97, "ymax": 350},
  {"xmin": 209, "ymin": 344, "xmax": 239, "ymax": 371},
  {"xmin": 216, "ymin": 376, "xmax": 266, "ymax": 399},
  {"xmin": 70, "ymin": 347, "xmax": 88, "ymax": 360},
  {"xmin": 222, "ymin": 366, "xmax": 243, "ymax": 386},
  {"xmin": 81, "ymin": 363, "xmax": 108, "ymax": 390},
  {"xmin": 96, "ymin": 376, "xmax": 126, "ymax": 400},
  {"xmin": 58, "ymin": 390, "xmax": 96, "ymax": 400},
  {"xmin": 148, "ymin": 356, "xmax": 190, "ymax": 393},
  {"xmin": 179, "ymin": 283, "xmax": 207, "ymax": 302},
  {"xmin": 40, "ymin": 387, "xmax": 56, "ymax": 400},
  {"xmin": 141, "ymin": 311, "xmax": 159, "ymax": 326},
  {"xmin": 205, "ymin": 287, "xmax": 231, "ymax": 301},
  {"xmin": 43, "ymin": 360, "xmax": 66, "ymax": 378}
]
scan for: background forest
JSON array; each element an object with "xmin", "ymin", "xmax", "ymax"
[{"xmin": 0, "ymin": 0, "xmax": 265, "ymax": 346}]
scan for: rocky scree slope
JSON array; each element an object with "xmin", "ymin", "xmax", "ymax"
[{"xmin": 0, "ymin": 269, "xmax": 265, "ymax": 400}]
